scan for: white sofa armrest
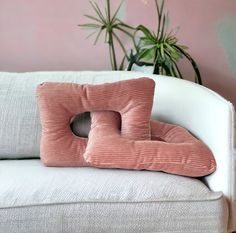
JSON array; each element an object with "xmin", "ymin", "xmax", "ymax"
[{"xmin": 150, "ymin": 75, "xmax": 235, "ymax": 232}]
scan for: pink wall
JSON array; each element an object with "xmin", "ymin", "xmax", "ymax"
[{"xmin": 0, "ymin": 0, "xmax": 236, "ymax": 106}]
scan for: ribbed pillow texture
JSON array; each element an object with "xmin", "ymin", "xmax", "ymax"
[
  {"xmin": 37, "ymin": 77, "xmax": 216, "ymax": 177},
  {"xmin": 37, "ymin": 78, "xmax": 155, "ymax": 166},
  {"xmin": 84, "ymin": 111, "xmax": 216, "ymax": 177}
]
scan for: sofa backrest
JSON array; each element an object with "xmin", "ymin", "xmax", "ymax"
[
  {"xmin": 0, "ymin": 71, "xmax": 234, "ymax": 158},
  {"xmin": 0, "ymin": 71, "xmax": 157, "ymax": 158}
]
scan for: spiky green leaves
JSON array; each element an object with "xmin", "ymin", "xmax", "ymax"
[
  {"xmin": 80, "ymin": 0, "xmax": 202, "ymax": 84},
  {"xmin": 79, "ymin": 0, "xmax": 134, "ymax": 70},
  {"xmin": 131, "ymin": 0, "xmax": 202, "ymax": 84}
]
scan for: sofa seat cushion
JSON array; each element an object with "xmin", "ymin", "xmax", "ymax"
[
  {"xmin": 0, "ymin": 160, "xmax": 228, "ymax": 233},
  {"xmin": 0, "ymin": 160, "xmax": 222, "ymax": 207}
]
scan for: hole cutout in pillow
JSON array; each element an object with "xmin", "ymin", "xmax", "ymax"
[
  {"xmin": 70, "ymin": 112, "xmax": 91, "ymax": 138},
  {"xmin": 70, "ymin": 112, "xmax": 122, "ymax": 138},
  {"xmin": 84, "ymin": 111, "xmax": 216, "ymax": 177},
  {"xmin": 37, "ymin": 78, "xmax": 155, "ymax": 166}
]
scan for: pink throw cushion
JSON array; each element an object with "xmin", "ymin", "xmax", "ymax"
[
  {"xmin": 84, "ymin": 111, "xmax": 216, "ymax": 177},
  {"xmin": 37, "ymin": 78, "xmax": 155, "ymax": 166}
]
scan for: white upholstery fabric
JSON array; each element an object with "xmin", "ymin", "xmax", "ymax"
[
  {"xmin": 0, "ymin": 71, "xmax": 235, "ymax": 232},
  {"xmin": 0, "ymin": 160, "xmax": 228, "ymax": 233},
  {"xmin": 148, "ymin": 76, "xmax": 235, "ymax": 232},
  {"xmin": 0, "ymin": 201, "xmax": 228, "ymax": 233},
  {"xmin": 0, "ymin": 160, "xmax": 222, "ymax": 207}
]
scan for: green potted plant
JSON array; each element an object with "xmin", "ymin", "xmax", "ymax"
[
  {"xmin": 127, "ymin": 0, "xmax": 202, "ymax": 84},
  {"xmin": 80, "ymin": 0, "xmax": 202, "ymax": 84},
  {"xmin": 79, "ymin": 0, "xmax": 134, "ymax": 70}
]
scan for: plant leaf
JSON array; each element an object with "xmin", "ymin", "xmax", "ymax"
[
  {"xmin": 119, "ymin": 55, "xmax": 126, "ymax": 70},
  {"xmin": 160, "ymin": 43, "xmax": 164, "ymax": 58},
  {"xmin": 86, "ymin": 29, "xmax": 100, "ymax": 40},
  {"xmin": 159, "ymin": 14, "xmax": 166, "ymax": 40},
  {"xmin": 136, "ymin": 25, "xmax": 156, "ymax": 41},
  {"xmin": 112, "ymin": 32, "xmax": 128, "ymax": 58},
  {"xmin": 164, "ymin": 51, "xmax": 183, "ymax": 79},
  {"xmin": 84, "ymin": 14, "xmax": 103, "ymax": 24},
  {"xmin": 79, "ymin": 23, "xmax": 101, "ymax": 29},
  {"xmin": 178, "ymin": 44, "xmax": 189, "ymax": 50},
  {"xmin": 89, "ymin": 1, "xmax": 106, "ymax": 23},
  {"xmin": 156, "ymin": 0, "xmax": 165, "ymax": 38},
  {"xmin": 111, "ymin": 0, "xmax": 125, "ymax": 23},
  {"xmin": 138, "ymin": 48, "xmax": 155, "ymax": 61},
  {"xmin": 174, "ymin": 45, "xmax": 203, "ymax": 84},
  {"xmin": 94, "ymin": 28, "xmax": 104, "ymax": 45},
  {"xmin": 116, "ymin": 26, "xmax": 134, "ymax": 38},
  {"xmin": 116, "ymin": 20, "xmax": 135, "ymax": 30}
]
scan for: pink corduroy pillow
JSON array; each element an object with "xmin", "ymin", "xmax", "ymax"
[
  {"xmin": 84, "ymin": 111, "xmax": 216, "ymax": 177},
  {"xmin": 37, "ymin": 78, "xmax": 155, "ymax": 166}
]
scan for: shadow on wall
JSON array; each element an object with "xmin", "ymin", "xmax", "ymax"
[
  {"xmin": 217, "ymin": 16, "xmax": 236, "ymax": 77},
  {"xmin": 176, "ymin": 58, "xmax": 236, "ymax": 107},
  {"xmin": 202, "ymin": 65, "xmax": 236, "ymax": 106}
]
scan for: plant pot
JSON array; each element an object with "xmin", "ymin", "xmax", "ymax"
[{"xmin": 129, "ymin": 63, "xmax": 154, "ymax": 74}]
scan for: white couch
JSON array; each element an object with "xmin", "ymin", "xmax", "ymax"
[{"xmin": 0, "ymin": 71, "xmax": 235, "ymax": 233}]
